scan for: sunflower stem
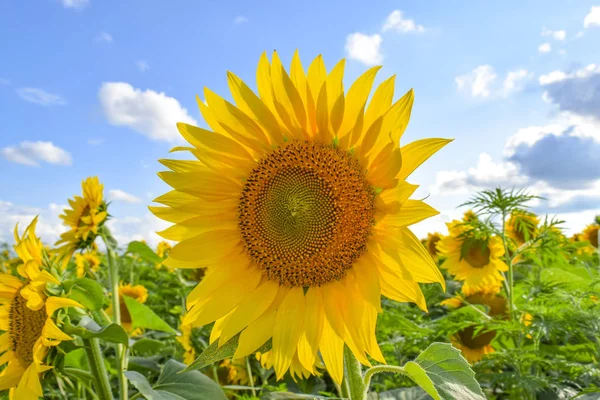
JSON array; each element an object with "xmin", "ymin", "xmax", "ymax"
[
  {"xmin": 101, "ymin": 231, "xmax": 128, "ymax": 400},
  {"xmin": 363, "ymin": 365, "xmax": 406, "ymax": 391},
  {"xmin": 343, "ymin": 346, "xmax": 366, "ymax": 400},
  {"xmin": 83, "ymin": 338, "xmax": 113, "ymax": 400},
  {"xmin": 500, "ymin": 211, "xmax": 515, "ymax": 320},
  {"xmin": 245, "ymin": 356, "xmax": 256, "ymax": 398}
]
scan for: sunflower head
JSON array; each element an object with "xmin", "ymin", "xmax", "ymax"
[
  {"xmin": 153, "ymin": 51, "xmax": 450, "ymax": 383},
  {"xmin": 1, "ymin": 220, "xmax": 84, "ymax": 399},
  {"xmin": 423, "ymin": 232, "xmax": 442, "ymax": 259},
  {"xmin": 74, "ymin": 250, "xmax": 101, "ymax": 278},
  {"xmin": 216, "ymin": 358, "xmax": 249, "ymax": 386},
  {"xmin": 462, "ymin": 210, "xmax": 478, "ymax": 222},
  {"xmin": 582, "ymin": 223, "xmax": 599, "ymax": 248},
  {"xmin": 438, "ymin": 221, "xmax": 508, "ymax": 296},
  {"xmin": 506, "ymin": 209, "xmax": 539, "ymax": 246},
  {"xmin": 56, "ymin": 177, "xmax": 108, "ymax": 262},
  {"xmin": 112, "ymin": 283, "xmax": 148, "ymax": 333},
  {"xmin": 447, "ymin": 292, "xmax": 508, "ymax": 363},
  {"xmin": 177, "ymin": 316, "xmax": 198, "ymax": 365}
]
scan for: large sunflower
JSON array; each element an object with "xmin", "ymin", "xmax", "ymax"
[
  {"xmin": 437, "ymin": 220, "xmax": 508, "ymax": 296},
  {"xmin": 56, "ymin": 177, "xmax": 108, "ymax": 262},
  {"xmin": 151, "ymin": 51, "xmax": 450, "ymax": 383},
  {"xmin": 442, "ymin": 292, "xmax": 507, "ymax": 363},
  {"xmin": 1, "ymin": 220, "xmax": 84, "ymax": 399}
]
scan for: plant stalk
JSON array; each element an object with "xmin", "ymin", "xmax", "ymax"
[
  {"xmin": 102, "ymin": 231, "xmax": 127, "ymax": 400},
  {"xmin": 343, "ymin": 346, "xmax": 366, "ymax": 400},
  {"xmin": 83, "ymin": 338, "xmax": 113, "ymax": 400},
  {"xmin": 500, "ymin": 211, "xmax": 515, "ymax": 320},
  {"xmin": 245, "ymin": 357, "xmax": 256, "ymax": 398}
]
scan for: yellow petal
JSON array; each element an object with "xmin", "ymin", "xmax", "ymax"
[
  {"xmin": 315, "ymin": 82, "xmax": 330, "ymax": 143},
  {"xmin": 397, "ymin": 227, "xmax": 445, "ymax": 288},
  {"xmin": 382, "ymin": 200, "xmax": 439, "ymax": 227},
  {"xmin": 397, "ymin": 138, "xmax": 453, "ymax": 180},
  {"xmin": 318, "ymin": 314, "xmax": 344, "ymax": 385},
  {"xmin": 362, "ymin": 75, "xmax": 395, "ymax": 141},
  {"xmin": 176, "ymin": 122, "xmax": 254, "ymax": 161},
  {"xmin": 367, "ymin": 144, "xmax": 402, "ymax": 189},
  {"xmin": 149, "ymin": 206, "xmax": 197, "ymax": 224},
  {"xmin": 326, "ymin": 59, "xmax": 345, "ymax": 135},
  {"xmin": 272, "ymin": 287, "xmax": 305, "ymax": 379},
  {"xmin": 210, "ymin": 309, "xmax": 235, "ymax": 344},
  {"xmin": 352, "ymin": 255, "xmax": 382, "ymax": 312},
  {"xmin": 377, "ymin": 262, "xmax": 428, "ymax": 312},
  {"xmin": 43, "ymin": 317, "xmax": 73, "ymax": 345},
  {"xmin": 169, "ymin": 230, "xmax": 241, "ymax": 264},
  {"xmin": 339, "ymin": 66, "xmax": 381, "ymax": 145},
  {"xmin": 306, "ymin": 55, "xmax": 327, "ymax": 108},
  {"xmin": 45, "ymin": 297, "xmax": 84, "ymax": 316},
  {"xmin": 289, "ymin": 50, "xmax": 308, "ymax": 113},
  {"xmin": 297, "ymin": 288, "xmax": 324, "ymax": 372},
  {"xmin": 271, "ymin": 51, "xmax": 307, "ymax": 134},
  {"xmin": 219, "ymin": 280, "xmax": 280, "ymax": 346},
  {"xmin": 14, "ymin": 361, "xmax": 43, "ymax": 399}
]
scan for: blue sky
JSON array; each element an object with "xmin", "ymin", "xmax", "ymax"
[{"xmin": 1, "ymin": 0, "xmax": 599, "ymax": 245}]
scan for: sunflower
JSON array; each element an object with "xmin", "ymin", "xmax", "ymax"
[
  {"xmin": 423, "ymin": 232, "xmax": 442, "ymax": 260},
  {"xmin": 437, "ymin": 220, "xmax": 508, "ymax": 296},
  {"xmin": 256, "ymin": 350, "xmax": 323, "ymax": 381},
  {"xmin": 217, "ymin": 358, "xmax": 249, "ymax": 386},
  {"xmin": 155, "ymin": 241, "xmax": 173, "ymax": 271},
  {"xmin": 150, "ymin": 50, "xmax": 449, "ymax": 384},
  {"xmin": 581, "ymin": 223, "xmax": 599, "ymax": 249},
  {"xmin": 462, "ymin": 210, "xmax": 478, "ymax": 222},
  {"xmin": 109, "ymin": 283, "xmax": 148, "ymax": 334},
  {"xmin": 74, "ymin": 250, "xmax": 101, "ymax": 278},
  {"xmin": 177, "ymin": 316, "xmax": 197, "ymax": 365},
  {"xmin": 442, "ymin": 292, "xmax": 507, "ymax": 363},
  {"xmin": 506, "ymin": 210, "xmax": 539, "ymax": 246},
  {"xmin": 1, "ymin": 220, "xmax": 84, "ymax": 399},
  {"xmin": 56, "ymin": 177, "xmax": 108, "ymax": 263}
]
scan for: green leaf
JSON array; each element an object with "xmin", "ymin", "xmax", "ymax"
[
  {"xmin": 184, "ymin": 333, "xmax": 272, "ymax": 372},
  {"xmin": 64, "ymin": 348, "xmax": 89, "ymax": 369},
  {"xmin": 123, "ymin": 295, "xmax": 177, "ymax": 334},
  {"xmin": 402, "ymin": 343, "xmax": 485, "ymax": 400},
  {"xmin": 126, "ymin": 241, "xmax": 162, "ymax": 264},
  {"xmin": 70, "ymin": 278, "xmax": 105, "ymax": 311},
  {"xmin": 126, "ymin": 359, "xmax": 228, "ymax": 400},
  {"xmin": 64, "ymin": 316, "xmax": 129, "ymax": 346},
  {"xmin": 131, "ymin": 338, "xmax": 166, "ymax": 356}
]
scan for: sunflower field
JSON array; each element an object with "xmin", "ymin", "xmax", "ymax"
[{"xmin": 1, "ymin": 53, "xmax": 599, "ymax": 400}]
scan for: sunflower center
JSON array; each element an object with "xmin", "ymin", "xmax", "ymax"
[
  {"xmin": 588, "ymin": 227, "xmax": 599, "ymax": 248},
  {"xmin": 463, "ymin": 240, "xmax": 491, "ymax": 268},
  {"xmin": 238, "ymin": 141, "xmax": 375, "ymax": 287},
  {"xmin": 9, "ymin": 294, "xmax": 47, "ymax": 365},
  {"xmin": 458, "ymin": 326, "xmax": 496, "ymax": 349}
]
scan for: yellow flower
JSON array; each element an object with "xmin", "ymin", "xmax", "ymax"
[
  {"xmin": 423, "ymin": 232, "xmax": 442, "ymax": 260},
  {"xmin": 177, "ymin": 316, "xmax": 197, "ymax": 365},
  {"xmin": 55, "ymin": 177, "xmax": 108, "ymax": 263},
  {"xmin": 256, "ymin": 350, "xmax": 323, "ymax": 381},
  {"xmin": 581, "ymin": 223, "xmax": 599, "ymax": 249},
  {"xmin": 218, "ymin": 358, "xmax": 249, "ymax": 385},
  {"xmin": 109, "ymin": 283, "xmax": 148, "ymax": 334},
  {"xmin": 155, "ymin": 241, "xmax": 174, "ymax": 271},
  {"xmin": 463, "ymin": 210, "xmax": 478, "ymax": 222},
  {"xmin": 506, "ymin": 210, "xmax": 539, "ymax": 246},
  {"xmin": 1, "ymin": 221, "xmax": 84, "ymax": 399},
  {"xmin": 438, "ymin": 221, "xmax": 508, "ymax": 296},
  {"xmin": 152, "ymin": 51, "xmax": 450, "ymax": 384},
  {"xmin": 446, "ymin": 292, "xmax": 508, "ymax": 363},
  {"xmin": 74, "ymin": 250, "xmax": 101, "ymax": 278}
]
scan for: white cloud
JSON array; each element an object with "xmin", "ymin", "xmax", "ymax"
[
  {"xmin": 455, "ymin": 65, "xmax": 497, "ymax": 98},
  {"xmin": 382, "ymin": 10, "xmax": 425, "ymax": 33},
  {"xmin": 95, "ymin": 32, "xmax": 112, "ymax": 43},
  {"xmin": 538, "ymin": 43, "xmax": 552, "ymax": 53},
  {"xmin": 501, "ymin": 69, "xmax": 534, "ymax": 97},
  {"xmin": 233, "ymin": 16, "xmax": 248, "ymax": 24},
  {"xmin": 584, "ymin": 6, "xmax": 600, "ymax": 28},
  {"xmin": 345, "ymin": 33, "xmax": 383, "ymax": 66},
  {"xmin": 0, "ymin": 201, "xmax": 67, "ymax": 245},
  {"xmin": 106, "ymin": 213, "xmax": 171, "ymax": 248},
  {"xmin": 1, "ymin": 141, "xmax": 72, "ymax": 167},
  {"xmin": 574, "ymin": 31, "xmax": 585, "ymax": 39},
  {"xmin": 136, "ymin": 60, "xmax": 150, "ymax": 72},
  {"xmin": 16, "ymin": 88, "xmax": 66, "ymax": 106},
  {"xmin": 108, "ymin": 189, "xmax": 142, "ymax": 204},
  {"xmin": 61, "ymin": 0, "xmax": 89, "ymax": 9},
  {"xmin": 541, "ymin": 27, "xmax": 566, "ymax": 41},
  {"xmin": 98, "ymin": 82, "xmax": 197, "ymax": 142}
]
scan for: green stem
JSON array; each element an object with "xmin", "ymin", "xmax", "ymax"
[
  {"xmin": 343, "ymin": 346, "xmax": 366, "ymax": 400},
  {"xmin": 363, "ymin": 365, "xmax": 405, "ymax": 390},
  {"xmin": 101, "ymin": 232, "xmax": 127, "ymax": 400},
  {"xmin": 83, "ymin": 338, "xmax": 113, "ymax": 400},
  {"xmin": 245, "ymin": 357, "xmax": 256, "ymax": 398},
  {"xmin": 500, "ymin": 211, "xmax": 515, "ymax": 320}
]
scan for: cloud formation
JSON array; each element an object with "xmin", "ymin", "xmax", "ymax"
[
  {"xmin": 344, "ymin": 33, "xmax": 383, "ymax": 66},
  {"xmin": 108, "ymin": 189, "xmax": 142, "ymax": 204},
  {"xmin": 584, "ymin": 6, "xmax": 600, "ymax": 28},
  {"xmin": 98, "ymin": 82, "xmax": 197, "ymax": 142},
  {"xmin": 16, "ymin": 88, "xmax": 66, "ymax": 106},
  {"xmin": 1, "ymin": 141, "xmax": 72, "ymax": 166},
  {"xmin": 382, "ymin": 10, "xmax": 425, "ymax": 33}
]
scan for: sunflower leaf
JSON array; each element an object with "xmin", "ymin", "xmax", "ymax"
[
  {"xmin": 126, "ymin": 240, "xmax": 162, "ymax": 264},
  {"xmin": 126, "ymin": 360, "xmax": 227, "ymax": 400},
  {"xmin": 63, "ymin": 317, "xmax": 129, "ymax": 346},
  {"xmin": 183, "ymin": 334, "xmax": 272, "ymax": 372},
  {"xmin": 70, "ymin": 278, "xmax": 105, "ymax": 311},
  {"xmin": 124, "ymin": 295, "xmax": 177, "ymax": 334},
  {"xmin": 402, "ymin": 342, "xmax": 485, "ymax": 400}
]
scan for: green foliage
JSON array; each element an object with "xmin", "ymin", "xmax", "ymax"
[{"xmin": 124, "ymin": 295, "xmax": 177, "ymax": 334}]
